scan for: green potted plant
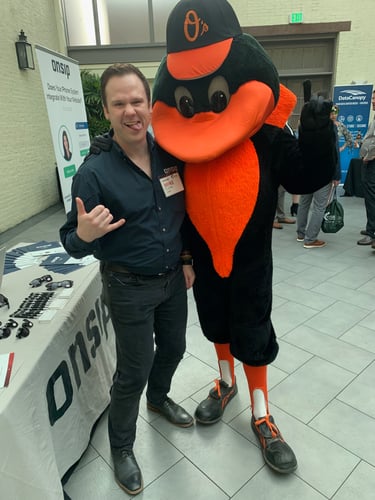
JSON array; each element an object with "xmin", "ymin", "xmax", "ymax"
[{"xmin": 80, "ymin": 70, "xmax": 110, "ymax": 139}]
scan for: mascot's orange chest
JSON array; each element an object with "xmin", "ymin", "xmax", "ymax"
[{"xmin": 185, "ymin": 139, "xmax": 259, "ymax": 278}]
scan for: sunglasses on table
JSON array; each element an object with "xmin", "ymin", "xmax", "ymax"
[
  {"xmin": 29, "ymin": 275, "xmax": 53, "ymax": 288},
  {"xmin": 45, "ymin": 280, "xmax": 73, "ymax": 291}
]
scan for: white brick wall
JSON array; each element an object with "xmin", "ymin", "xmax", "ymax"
[
  {"xmin": 1, "ymin": 0, "xmax": 374, "ymax": 233},
  {"xmin": 0, "ymin": 0, "xmax": 65, "ymax": 233}
]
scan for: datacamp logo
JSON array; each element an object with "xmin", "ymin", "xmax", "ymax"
[{"xmin": 338, "ymin": 89, "xmax": 367, "ymax": 102}]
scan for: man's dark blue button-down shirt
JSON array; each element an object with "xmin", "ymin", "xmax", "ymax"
[{"xmin": 60, "ymin": 133, "xmax": 185, "ymax": 275}]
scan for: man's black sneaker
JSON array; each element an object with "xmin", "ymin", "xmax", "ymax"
[
  {"xmin": 195, "ymin": 379, "xmax": 237, "ymax": 424},
  {"xmin": 251, "ymin": 414, "xmax": 297, "ymax": 474}
]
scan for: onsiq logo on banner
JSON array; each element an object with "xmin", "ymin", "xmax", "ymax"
[{"xmin": 333, "ymin": 84, "xmax": 374, "ymax": 181}]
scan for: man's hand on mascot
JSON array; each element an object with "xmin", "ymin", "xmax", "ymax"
[
  {"xmin": 85, "ymin": 133, "xmax": 113, "ymax": 160},
  {"xmin": 300, "ymin": 96, "xmax": 333, "ymax": 132}
]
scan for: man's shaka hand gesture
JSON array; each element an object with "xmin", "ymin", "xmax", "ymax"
[{"xmin": 75, "ymin": 196, "xmax": 126, "ymax": 243}]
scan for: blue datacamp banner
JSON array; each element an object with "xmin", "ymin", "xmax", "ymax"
[{"xmin": 333, "ymin": 84, "xmax": 373, "ymax": 181}]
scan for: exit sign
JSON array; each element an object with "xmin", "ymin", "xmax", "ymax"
[{"xmin": 289, "ymin": 12, "xmax": 303, "ymax": 24}]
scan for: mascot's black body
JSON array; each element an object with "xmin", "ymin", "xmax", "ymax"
[
  {"xmin": 152, "ymin": 0, "xmax": 336, "ymax": 367},
  {"xmin": 151, "ymin": 0, "xmax": 336, "ymax": 473}
]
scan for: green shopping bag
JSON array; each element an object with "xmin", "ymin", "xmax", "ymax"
[{"xmin": 321, "ymin": 187, "xmax": 344, "ymax": 233}]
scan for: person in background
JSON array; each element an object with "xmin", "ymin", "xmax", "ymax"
[
  {"xmin": 273, "ymin": 122, "xmax": 298, "ymax": 228},
  {"xmin": 330, "ymin": 105, "xmax": 353, "ymax": 152},
  {"xmin": 354, "ymin": 131, "xmax": 362, "ymax": 149},
  {"xmin": 290, "ymin": 194, "xmax": 300, "ymax": 216},
  {"xmin": 357, "ymin": 90, "xmax": 375, "ymax": 247},
  {"xmin": 287, "ymin": 122, "xmax": 301, "ymax": 216},
  {"xmin": 60, "ymin": 63, "xmax": 195, "ymax": 496},
  {"xmin": 296, "ymin": 103, "xmax": 342, "ymax": 248},
  {"xmin": 273, "ymin": 185, "xmax": 296, "ymax": 229}
]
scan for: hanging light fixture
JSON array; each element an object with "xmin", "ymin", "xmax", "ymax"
[{"xmin": 15, "ymin": 30, "xmax": 35, "ymax": 70}]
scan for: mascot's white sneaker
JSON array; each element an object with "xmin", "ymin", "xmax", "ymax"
[
  {"xmin": 251, "ymin": 414, "xmax": 297, "ymax": 473},
  {"xmin": 195, "ymin": 379, "xmax": 238, "ymax": 424}
]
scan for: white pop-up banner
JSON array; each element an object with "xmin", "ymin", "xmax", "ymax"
[{"xmin": 35, "ymin": 45, "xmax": 90, "ymax": 213}]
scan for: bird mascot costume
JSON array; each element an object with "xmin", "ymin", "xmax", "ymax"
[
  {"xmin": 90, "ymin": 0, "xmax": 336, "ymax": 474},
  {"xmin": 151, "ymin": 0, "xmax": 336, "ymax": 473}
]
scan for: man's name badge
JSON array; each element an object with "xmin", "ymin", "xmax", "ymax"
[{"xmin": 159, "ymin": 172, "xmax": 184, "ymax": 197}]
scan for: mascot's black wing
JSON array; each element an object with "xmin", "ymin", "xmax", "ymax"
[{"xmin": 303, "ymin": 79, "xmax": 312, "ymax": 103}]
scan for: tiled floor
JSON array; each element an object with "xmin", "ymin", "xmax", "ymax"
[{"xmin": 2, "ymin": 192, "xmax": 375, "ymax": 500}]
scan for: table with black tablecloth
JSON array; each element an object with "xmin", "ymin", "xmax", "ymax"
[{"xmin": 343, "ymin": 158, "xmax": 364, "ymax": 197}]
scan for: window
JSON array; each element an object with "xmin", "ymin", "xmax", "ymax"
[
  {"xmin": 63, "ymin": 0, "xmax": 96, "ymax": 46},
  {"xmin": 100, "ymin": 0, "xmax": 150, "ymax": 45},
  {"xmin": 62, "ymin": 0, "xmax": 179, "ymax": 47},
  {"xmin": 153, "ymin": 0, "xmax": 178, "ymax": 43}
]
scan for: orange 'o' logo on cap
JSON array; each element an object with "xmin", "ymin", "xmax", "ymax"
[{"xmin": 184, "ymin": 9, "xmax": 208, "ymax": 43}]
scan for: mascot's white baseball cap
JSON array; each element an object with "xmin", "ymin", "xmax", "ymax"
[{"xmin": 166, "ymin": 0, "xmax": 242, "ymax": 80}]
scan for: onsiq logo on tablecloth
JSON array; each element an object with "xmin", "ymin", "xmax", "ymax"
[{"xmin": 46, "ymin": 295, "xmax": 113, "ymax": 426}]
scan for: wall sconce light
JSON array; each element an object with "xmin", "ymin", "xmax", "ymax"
[{"xmin": 15, "ymin": 30, "xmax": 35, "ymax": 70}]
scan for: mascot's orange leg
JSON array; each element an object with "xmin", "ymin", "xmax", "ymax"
[
  {"xmin": 194, "ymin": 343, "xmax": 238, "ymax": 424},
  {"xmin": 214, "ymin": 343, "xmax": 235, "ymax": 386},
  {"xmin": 242, "ymin": 364, "xmax": 269, "ymax": 419},
  {"xmin": 243, "ymin": 363, "xmax": 298, "ymax": 474}
]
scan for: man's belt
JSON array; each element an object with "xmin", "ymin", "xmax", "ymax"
[{"xmin": 102, "ymin": 261, "xmax": 179, "ymax": 278}]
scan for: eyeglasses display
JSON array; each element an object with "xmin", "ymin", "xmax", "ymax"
[
  {"xmin": 10, "ymin": 292, "xmax": 55, "ymax": 319},
  {"xmin": 1, "ymin": 271, "xmax": 74, "ymax": 336}
]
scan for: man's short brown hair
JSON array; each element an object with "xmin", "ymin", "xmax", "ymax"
[{"xmin": 100, "ymin": 63, "xmax": 151, "ymax": 107}]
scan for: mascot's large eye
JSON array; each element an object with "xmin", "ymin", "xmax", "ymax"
[
  {"xmin": 174, "ymin": 86, "xmax": 195, "ymax": 118},
  {"xmin": 208, "ymin": 76, "xmax": 230, "ymax": 113}
]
